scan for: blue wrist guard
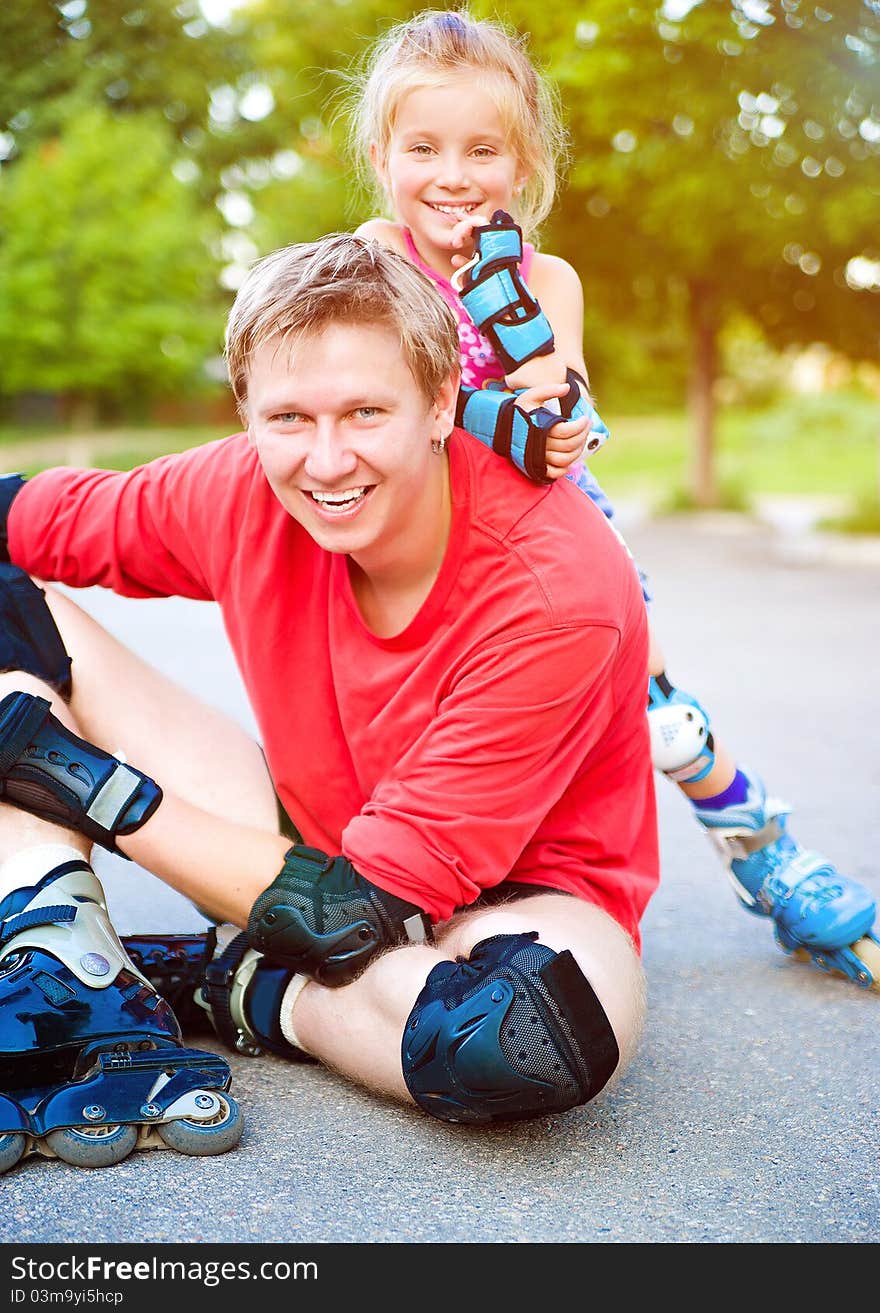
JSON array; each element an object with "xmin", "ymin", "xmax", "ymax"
[
  {"xmin": 455, "ymin": 369, "xmax": 610, "ymax": 485},
  {"xmin": 0, "ymin": 475, "xmax": 26, "ymax": 563},
  {"xmin": 452, "ymin": 210, "xmax": 554, "ymax": 372}
]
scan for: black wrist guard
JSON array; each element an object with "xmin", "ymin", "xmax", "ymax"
[
  {"xmin": 247, "ymin": 845, "xmax": 433, "ymax": 987},
  {"xmin": 0, "ymin": 475, "xmax": 26, "ymax": 563}
]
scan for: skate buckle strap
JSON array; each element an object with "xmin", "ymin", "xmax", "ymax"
[
  {"xmin": 403, "ymin": 912, "xmax": 430, "ymax": 944},
  {"xmin": 0, "ymin": 902, "xmax": 76, "ymax": 948},
  {"xmin": 760, "ymin": 846, "xmax": 833, "ymax": 908},
  {"xmin": 204, "ymin": 931, "xmax": 262, "ymax": 1055},
  {"xmin": 86, "ymin": 764, "xmax": 143, "ymax": 830},
  {"xmin": 722, "ymin": 816, "xmax": 784, "ymax": 863}
]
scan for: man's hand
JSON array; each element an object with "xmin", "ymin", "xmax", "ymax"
[{"xmin": 247, "ymin": 845, "xmax": 433, "ymax": 986}]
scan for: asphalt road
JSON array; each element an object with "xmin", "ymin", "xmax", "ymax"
[{"xmin": 1, "ymin": 509, "xmax": 878, "ymax": 1247}]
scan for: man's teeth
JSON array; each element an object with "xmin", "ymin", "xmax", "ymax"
[{"xmin": 311, "ymin": 488, "xmax": 366, "ymax": 506}]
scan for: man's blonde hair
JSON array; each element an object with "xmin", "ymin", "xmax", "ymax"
[
  {"xmin": 346, "ymin": 8, "xmax": 567, "ymax": 239},
  {"xmin": 225, "ymin": 233, "xmax": 460, "ymax": 417}
]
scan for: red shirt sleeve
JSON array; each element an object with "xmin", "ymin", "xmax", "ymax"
[{"xmin": 6, "ymin": 441, "xmax": 244, "ymax": 601}]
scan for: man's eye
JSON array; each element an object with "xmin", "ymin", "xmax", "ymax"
[
  {"xmin": 355, "ymin": 406, "xmax": 380, "ymax": 419},
  {"xmin": 275, "ymin": 412, "xmax": 304, "ymax": 423}
]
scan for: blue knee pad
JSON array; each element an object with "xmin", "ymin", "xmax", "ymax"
[
  {"xmin": 401, "ymin": 931, "xmax": 619, "ymax": 1124},
  {"xmin": 0, "ymin": 563, "xmax": 72, "ymax": 699},
  {"xmin": 456, "ymin": 370, "xmax": 609, "ymax": 486}
]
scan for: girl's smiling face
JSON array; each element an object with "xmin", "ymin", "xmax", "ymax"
[{"xmin": 374, "ymin": 73, "xmax": 526, "ymax": 278}]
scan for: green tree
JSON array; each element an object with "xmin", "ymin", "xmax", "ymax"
[
  {"xmin": 209, "ymin": 0, "xmax": 417, "ymax": 251},
  {"xmin": 0, "ymin": 0, "xmax": 250, "ymax": 183},
  {"xmin": 0, "ymin": 106, "xmax": 224, "ymax": 420},
  {"xmin": 507, "ymin": 0, "xmax": 880, "ymax": 504}
]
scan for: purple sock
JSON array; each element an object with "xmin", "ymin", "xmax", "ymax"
[{"xmin": 691, "ymin": 768, "xmax": 750, "ymax": 811}]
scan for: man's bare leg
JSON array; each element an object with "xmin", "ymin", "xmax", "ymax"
[
  {"xmin": 0, "ymin": 586, "xmax": 290, "ymax": 926},
  {"xmin": 287, "ymin": 894, "xmax": 646, "ymax": 1107}
]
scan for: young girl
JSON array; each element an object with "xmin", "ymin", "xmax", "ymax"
[{"xmin": 350, "ymin": 7, "xmax": 878, "ymax": 987}]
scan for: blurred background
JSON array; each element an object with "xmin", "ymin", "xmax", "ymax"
[{"xmin": 0, "ymin": 0, "xmax": 878, "ymax": 525}]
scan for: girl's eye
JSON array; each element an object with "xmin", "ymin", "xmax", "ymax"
[
  {"xmin": 411, "ymin": 144, "xmax": 434, "ymax": 155},
  {"xmin": 472, "ymin": 146, "xmax": 495, "ymax": 158}
]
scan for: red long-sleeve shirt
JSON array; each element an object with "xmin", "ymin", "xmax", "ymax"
[{"xmin": 8, "ymin": 429, "xmax": 658, "ymax": 943}]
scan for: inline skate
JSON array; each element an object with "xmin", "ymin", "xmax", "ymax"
[
  {"xmin": 0, "ymin": 845, "xmax": 244, "ymax": 1173},
  {"xmin": 694, "ymin": 769, "xmax": 880, "ymax": 990}
]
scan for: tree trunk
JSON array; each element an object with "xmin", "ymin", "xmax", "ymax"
[{"xmin": 687, "ymin": 279, "xmax": 718, "ymax": 508}]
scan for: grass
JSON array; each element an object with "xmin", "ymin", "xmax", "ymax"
[
  {"xmin": 594, "ymin": 390, "xmax": 879, "ymax": 515},
  {"xmin": 1, "ymin": 390, "xmax": 877, "ymax": 530},
  {"xmin": 819, "ymin": 497, "xmax": 880, "ymax": 536}
]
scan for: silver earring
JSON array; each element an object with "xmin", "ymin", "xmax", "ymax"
[{"xmin": 432, "ymin": 434, "xmax": 447, "ymax": 455}]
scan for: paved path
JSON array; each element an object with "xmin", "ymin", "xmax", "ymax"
[{"xmin": 2, "ymin": 512, "xmax": 878, "ymax": 1245}]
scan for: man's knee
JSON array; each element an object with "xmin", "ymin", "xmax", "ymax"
[{"xmin": 401, "ymin": 930, "xmax": 621, "ymax": 1125}]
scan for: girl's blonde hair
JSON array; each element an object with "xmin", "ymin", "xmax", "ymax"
[{"xmin": 346, "ymin": 8, "xmax": 567, "ymax": 239}]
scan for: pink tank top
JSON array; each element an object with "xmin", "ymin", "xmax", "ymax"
[{"xmin": 402, "ymin": 228, "xmax": 535, "ymax": 390}]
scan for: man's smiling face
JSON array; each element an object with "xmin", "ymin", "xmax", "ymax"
[{"xmin": 246, "ymin": 320, "xmax": 454, "ymax": 571}]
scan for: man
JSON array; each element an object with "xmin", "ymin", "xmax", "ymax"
[{"xmin": 0, "ymin": 233, "xmax": 658, "ymax": 1125}]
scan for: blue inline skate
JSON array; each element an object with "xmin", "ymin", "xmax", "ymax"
[
  {"xmin": 0, "ymin": 846, "xmax": 244, "ymax": 1173},
  {"xmin": 693, "ymin": 769, "xmax": 880, "ymax": 989},
  {"xmin": 121, "ymin": 927, "xmax": 316, "ymax": 1062}
]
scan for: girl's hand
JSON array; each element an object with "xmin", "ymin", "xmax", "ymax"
[
  {"xmin": 514, "ymin": 381, "xmax": 592, "ymax": 482},
  {"xmin": 448, "ymin": 211, "xmax": 493, "ymax": 269}
]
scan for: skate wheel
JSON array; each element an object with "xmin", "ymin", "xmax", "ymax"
[
  {"xmin": 45, "ymin": 1123, "xmax": 138, "ymax": 1169},
  {"xmin": 852, "ymin": 935, "xmax": 880, "ymax": 989},
  {"xmin": 157, "ymin": 1092, "xmax": 244, "ymax": 1157},
  {"xmin": 0, "ymin": 1132, "xmax": 27, "ymax": 1175}
]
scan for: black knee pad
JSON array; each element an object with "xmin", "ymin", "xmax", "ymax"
[
  {"xmin": 401, "ymin": 932, "xmax": 620, "ymax": 1125},
  {"xmin": 0, "ymin": 563, "xmax": 72, "ymax": 699}
]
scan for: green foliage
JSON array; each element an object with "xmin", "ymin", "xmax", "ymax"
[
  {"xmin": 526, "ymin": 0, "xmax": 880, "ymax": 363},
  {"xmin": 0, "ymin": 0, "xmax": 249, "ymax": 183},
  {"xmin": 0, "ymin": 106, "xmax": 224, "ymax": 411},
  {"xmin": 2, "ymin": 0, "xmax": 878, "ymax": 445},
  {"xmin": 820, "ymin": 496, "xmax": 880, "ymax": 535}
]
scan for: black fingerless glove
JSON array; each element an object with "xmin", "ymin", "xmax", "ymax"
[{"xmin": 247, "ymin": 845, "xmax": 433, "ymax": 986}]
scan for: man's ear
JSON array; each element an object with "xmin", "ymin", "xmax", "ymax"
[{"xmin": 433, "ymin": 372, "xmax": 459, "ymax": 438}]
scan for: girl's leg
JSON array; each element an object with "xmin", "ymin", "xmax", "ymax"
[
  {"xmin": 648, "ymin": 626, "xmax": 737, "ymax": 799},
  {"xmin": 645, "ymin": 624, "xmax": 877, "ymax": 983}
]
